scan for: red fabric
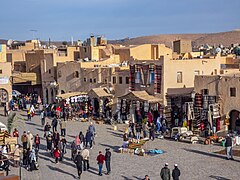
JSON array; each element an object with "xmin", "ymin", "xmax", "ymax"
[
  {"xmin": 148, "ymin": 112, "xmax": 153, "ymax": 123},
  {"xmin": 216, "ymin": 118, "xmax": 221, "ymax": 131},
  {"xmin": 75, "ymin": 136, "xmax": 80, "ymax": 145},
  {"xmin": 54, "ymin": 149, "xmax": 61, "ymax": 158},
  {"xmin": 13, "ymin": 131, "xmax": 19, "ymax": 137},
  {"xmin": 35, "ymin": 136, "xmax": 40, "ymax": 144},
  {"xmin": 97, "ymin": 154, "xmax": 105, "ymax": 164}
]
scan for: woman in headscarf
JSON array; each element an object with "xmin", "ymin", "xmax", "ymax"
[{"xmin": 29, "ymin": 149, "xmax": 37, "ymax": 171}]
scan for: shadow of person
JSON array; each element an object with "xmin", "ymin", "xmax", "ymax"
[{"xmin": 46, "ymin": 165, "xmax": 76, "ymax": 178}]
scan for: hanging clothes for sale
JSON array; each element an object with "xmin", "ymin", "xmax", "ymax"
[
  {"xmin": 194, "ymin": 93, "xmax": 202, "ymax": 108},
  {"xmin": 154, "ymin": 65, "xmax": 162, "ymax": 94},
  {"xmin": 149, "ymin": 64, "xmax": 155, "ymax": 85},
  {"xmin": 142, "ymin": 65, "xmax": 149, "ymax": 86},
  {"xmin": 130, "ymin": 65, "xmax": 135, "ymax": 91},
  {"xmin": 135, "ymin": 65, "xmax": 141, "ymax": 84},
  {"xmin": 208, "ymin": 110, "xmax": 213, "ymax": 128}
]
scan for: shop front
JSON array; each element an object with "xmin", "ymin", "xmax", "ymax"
[{"xmin": 118, "ymin": 91, "xmax": 162, "ymax": 124}]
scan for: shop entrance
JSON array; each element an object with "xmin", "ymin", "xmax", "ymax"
[{"xmin": 229, "ymin": 110, "xmax": 240, "ymax": 131}]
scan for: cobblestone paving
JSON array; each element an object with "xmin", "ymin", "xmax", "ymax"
[{"xmin": 0, "ymin": 111, "xmax": 240, "ymax": 180}]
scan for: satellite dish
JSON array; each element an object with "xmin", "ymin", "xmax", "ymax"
[{"xmin": 7, "ymin": 39, "xmax": 14, "ymax": 46}]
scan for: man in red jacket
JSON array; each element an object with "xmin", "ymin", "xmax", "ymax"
[{"xmin": 96, "ymin": 151, "xmax": 105, "ymax": 176}]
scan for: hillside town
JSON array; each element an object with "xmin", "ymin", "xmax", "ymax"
[{"xmin": 0, "ymin": 34, "xmax": 240, "ymax": 179}]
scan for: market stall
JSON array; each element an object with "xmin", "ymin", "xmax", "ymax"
[
  {"xmin": 118, "ymin": 91, "xmax": 162, "ymax": 124},
  {"xmin": 87, "ymin": 88, "xmax": 113, "ymax": 119}
]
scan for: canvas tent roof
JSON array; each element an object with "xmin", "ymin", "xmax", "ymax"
[
  {"xmin": 57, "ymin": 92, "xmax": 87, "ymax": 99},
  {"xmin": 118, "ymin": 91, "xmax": 162, "ymax": 103},
  {"xmin": 88, "ymin": 88, "xmax": 112, "ymax": 98},
  {"xmin": 167, "ymin": 87, "xmax": 194, "ymax": 96}
]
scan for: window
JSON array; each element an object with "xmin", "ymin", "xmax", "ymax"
[
  {"xmin": 93, "ymin": 78, "xmax": 96, "ymax": 83},
  {"xmin": 58, "ymin": 71, "xmax": 62, "ymax": 78},
  {"xmin": 214, "ymin": 69, "xmax": 218, "ymax": 75},
  {"xmin": 230, "ymin": 87, "xmax": 236, "ymax": 97},
  {"xmin": 194, "ymin": 70, "xmax": 200, "ymax": 76},
  {"xmin": 104, "ymin": 79, "xmax": 107, "ymax": 84},
  {"xmin": 48, "ymin": 69, "xmax": 51, "ymax": 74},
  {"xmin": 125, "ymin": 77, "xmax": 129, "ymax": 84},
  {"xmin": 0, "ymin": 69, "xmax": 2, "ymax": 74},
  {"xmin": 177, "ymin": 72, "xmax": 182, "ymax": 83},
  {"xmin": 112, "ymin": 76, "xmax": 116, "ymax": 84},
  {"xmin": 89, "ymin": 78, "xmax": 92, "ymax": 83},
  {"xmin": 74, "ymin": 71, "xmax": 79, "ymax": 78},
  {"xmin": 119, "ymin": 76, "xmax": 122, "ymax": 84},
  {"xmin": 201, "ymin": 89, "xmax": 209, "ymax": 95},
  {"xmin": 83, "ymin": 78, "xmax": 87, "ymax": 82}
]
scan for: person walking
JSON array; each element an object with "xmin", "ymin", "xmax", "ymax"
[
  {"xmin": 27, "ymin": 131, "xmax": 34, "ymax": 150},
  {"xmin": 81, "ymin": 148, "xmax": 90, "ymax": 171},
  {"xmin": 85, "ymin": 130, "xmax": 93, "ymax": 149},
  {"xmin": 44, "ymin": 122, "xmax": 51, "ymax": 137},
  {"xmin": 88, "ymin": 122, "xmax": 96, "ymax": 139},
  {"xmin": 172, "ymin": 164, "xmax": 181, "ymax": 180},
  {"xmin": 46, "ymin": 132, "xmax": 53, "ymax": 151},
  {"xmin": 105, "ymin": 148, "xmax": 111, "ymax": 175},
  {"xmin": 34, "ymin": 134, "xmax": 40, "ymax": 150},
  {"xmin": 27, "ymin": 108, "xmax": 31, "ymax": 121},
  {"xmin": 52, "ymin": 116, "xmax": 58, "ymax": 132},
  {"xmin": 149, "ymin": 123, "xmax": 155, "ymax": 141},
  {"xmin": 60, "ymin": 119, "xmax": 66, "ymax": 136},
  {"xmin": 96, "ymin": 151, "xmax": 105, "ymax": 176},
  {"xmin": 53, "ymin": 147, "xmax": 61, "ymax": 164},
  {"xmin": 53, "ymin": 131, "xmax": 60, "ymax": 148},
  {"xmin": 74, "ymin": 151, "xmax": 83, "ymax": 179},
  {"xmin": 21, "ymin": 131, "xmax": 28, "ymax": 150},
  {"xmin": 79, "ymin": 131, "xmax": 85, "ymax": 150},
  {"xmin": 40, "ymin": 110, "xmax": 45, "ymax": 127},
  {"xmin": 13, "ymin": 128, "xmax": 19, "ymax": 143},
  {"xmin": 160, "ymin": 163, "xmax": 171, "ymax": 180},
  {"xmin": 225, "ymin": 134, "xmax": 234, "ymax": 160},
  {"xmin": 136, "ymin": 123, "xmax": 142, "ymax": 143}
]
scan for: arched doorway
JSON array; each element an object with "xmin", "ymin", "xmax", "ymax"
[
  {"xmin": 229, "ymin": 110, "xmax": 240, "ymax": 131},
  {"xmin": 0, "ymin": 88, "xmax": 8, "ymax": 103}
]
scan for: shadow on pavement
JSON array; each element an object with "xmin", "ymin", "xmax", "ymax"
[
  {"xmin": 99, "ymin": 143, "xmax": 120, "ymax": 152},
  {"xmin": 107, "ymin": 130, "xmax": 123, "ymax": 138},
  {"xmin": 121, "ymin": 175, "xmax": 134, "ymax": 180},
  {"xmin": 183, "ymin": 148, "xmax": 240, "ymax": 162},
  {"xmin": 209, "ymin": 175, "xmax": 231, "ymax": 180},
  {"xmin": 132, "ymin": 175, "xmax": 144, "ymax": 180},
  {"xmin": 87, "ymin": 166, "xmax": 99, "ymax": 176},
  {"xmin": 46, "ymin": 165, "xmax": 76, "ymax": 179},
  {"xmin": 26, "ymin": 122, "xmax": 42, "ymax": 127}
]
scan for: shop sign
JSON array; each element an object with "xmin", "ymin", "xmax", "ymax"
[{"xmin": 0, "ymin": 77, "xmax": 9, "ymax": 84}]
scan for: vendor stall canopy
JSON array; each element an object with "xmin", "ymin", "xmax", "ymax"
[
  {"xmin": 88, "ymin": 88, "xmax": 113, "ymax": 98},
  {"xmin": 118, "ymin": 91, "xmax": 162, "ymax": 103},
  {"xmin": 57, "ymin": 92, "xmax": 87, "ymax": 99}
]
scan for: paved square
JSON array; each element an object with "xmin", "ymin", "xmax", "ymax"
[{"xmin": 0, "ymin": 111, "xmax": 240, "ymax": 180}]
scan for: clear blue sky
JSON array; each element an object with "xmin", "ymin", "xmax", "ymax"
[{"xmin": 0, "ymin": 0, "xmax": 239, "ymax": 41}]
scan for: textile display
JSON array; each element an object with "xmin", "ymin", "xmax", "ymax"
[
  {"xmin": 149, "ymin": 64, "xmax": 155, "ymax": 84},
  {"xmin": 154, "ymin": 65, "xmax": 162, "ymax": 94},
  {"xmin": 130, "ymin": 65, "xmax": 135, "ymax": 91},
  {"xmin": 194, "ymin": 93, "xmax": 202, "ymax": 108},
  {"xmin": 142, "ymin": 65, "xmax": 149, "ymax": 85}
]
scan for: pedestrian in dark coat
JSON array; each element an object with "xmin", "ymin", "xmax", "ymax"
[
  {"xmin": 105, "ymin": 148, "xmax": 111, "ymax": 175},
  {"xmin": 85, "ymin": 130, "xmax": 93, "ymax": 149},
  {"xmin": 74, "ymin": 151, "xmax": 83, "ymax": 179},
  {"xmin": 52, "ymin": 117, "xmax": 58, "ymax": 132},
  {"xmin": 172, "ymin": 164, "xmax": 181, "ymax": 180},
  {"xmin": 149, "ymin": 123, "xmax": 155, "ymax": 141},
  {"xmin": 160, "ymin": 163, "xmax": 171, "ymax": 180}
]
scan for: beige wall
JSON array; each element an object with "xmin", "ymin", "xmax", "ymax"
[
  {"xmin": 173, "ymin": 40, "xmax": 192, "ymax": 54},
  {"xmin": 162, "ymin": 56, "xmax": 221, "ymax": 104},
  {"xmin": 194, "ymin": 75, "xmax": 240, "ymax": 116},
  {"xmin": 0, "ymin": 44, "xmax": 7, "ymax": 62},
  {"xmin": 0, "ymin": 62, "xmax": 12, "ymax": 102}
]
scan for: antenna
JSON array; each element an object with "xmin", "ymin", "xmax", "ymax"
[{"xmin": 30, "ymin": 30, "xmax": 37, "ymax": 40}]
